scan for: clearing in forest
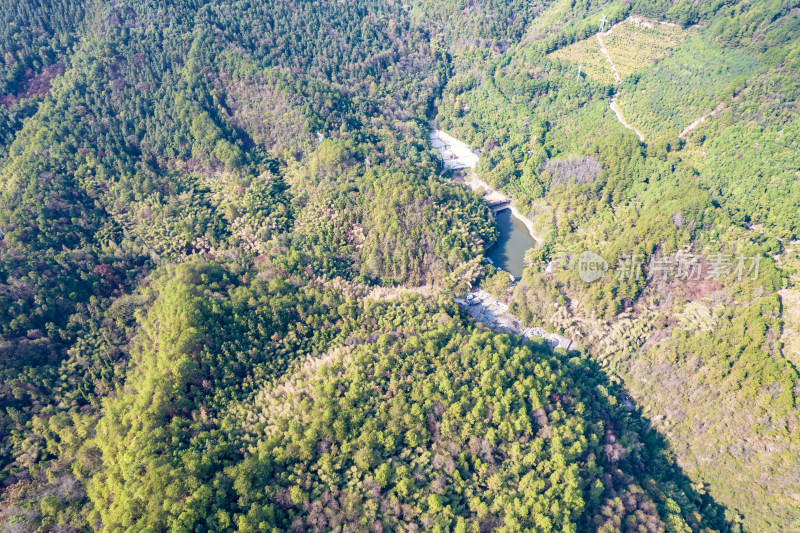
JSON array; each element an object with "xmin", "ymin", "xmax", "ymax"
[
  {"xmin": 549, "ymin": 17, "xmax": 690, "ymax": 83},
  {"xmin": 550, "ymin": 33, "xmax": 615, "ymax": 84},
  {"xmin": 602, "ymin": 18, "xmax": 689, "ymax": 78}
]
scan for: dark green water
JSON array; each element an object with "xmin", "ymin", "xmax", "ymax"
[{"xmin": 486, "ymin": 208, "xmax": 536, "ymax": 279}]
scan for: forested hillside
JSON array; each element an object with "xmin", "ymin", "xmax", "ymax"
[
  {"xmin": 1, "ymin": 0, "xmax": 798, "ymax": 531},
  {"xmin": 434, "ymin": 0, "xmax": 800, "ymax": 530}
]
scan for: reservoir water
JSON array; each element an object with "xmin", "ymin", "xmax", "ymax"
[
  {"xmin": 486, "ymin": 208, "xmax": 536, "ymax": 279},
  {"xmin": 427, "ymin": 129, "xmax": 536, "ymax": 279}
]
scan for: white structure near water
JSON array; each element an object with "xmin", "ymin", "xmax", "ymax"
[{"xmin": 430, "ymin": 129, "xmax": 479, "ymax": 170}]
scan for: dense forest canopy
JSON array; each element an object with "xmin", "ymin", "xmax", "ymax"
[{"xmin": 0, "ymin": 0, "xmax": 798, "ymax": 531}]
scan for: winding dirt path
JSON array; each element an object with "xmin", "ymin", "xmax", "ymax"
[
  {"xmin": 678, "ymin": 102, "xmax": 726, "ymax": 139},
  {"xmin": 596, "ymin": 33, "xmax": 621, "ymax": 83},
  {"xmin": 597, "ymin": 29, "xmax": 644, "ymax": 142},
  {"xmin": 610, "ymin": 99, "xmax": 645, "ymax": 142}
]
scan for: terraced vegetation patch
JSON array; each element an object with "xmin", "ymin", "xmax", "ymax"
[
  {"xmin": 549, "ymin": 35, "xmax": 615, "ymax": 84},
  {"xmin": 617, "ymin": 36, "xmax": 761, "ymax": 140},
  {"xmin": 549, "ymin": 18, "xmax": 692, "ymax": 85},
  {"xmin": 603, "ymin": 19, "xmax": 691, "ymax": 79}
]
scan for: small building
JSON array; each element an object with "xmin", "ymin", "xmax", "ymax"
[{"xmin": 549, "ymin": 335, "xmax": 572, "ymax": 351}]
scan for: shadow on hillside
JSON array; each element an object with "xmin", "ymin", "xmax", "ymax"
[{"xmin": 522, "ymin": 335, "xmax": 735, "ymax": 532}]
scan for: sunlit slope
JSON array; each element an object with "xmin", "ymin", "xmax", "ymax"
[
  {"xmin": 618, "ymin": 35, "xmax": 760, "ymax": 141},
  {"xmin": 550, "ymin": 17, "xmax": 690, "ymax": 82},
  {"xmin": 549, "ymin": 18, "xmax": 761, "ymax": 143}
]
